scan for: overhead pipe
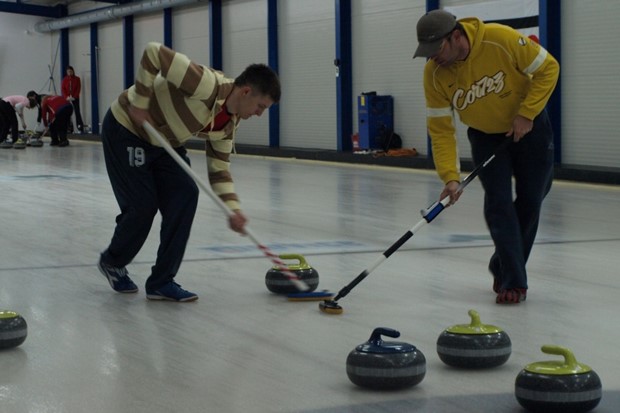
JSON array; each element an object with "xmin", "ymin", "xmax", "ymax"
[{"xmin": 35, "ymin": 0, "xmax": 204, "ymax": 33}]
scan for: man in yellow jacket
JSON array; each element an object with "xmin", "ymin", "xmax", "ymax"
[{"xmin": 414, "ymin": 10, "xmax": 559, "ymax": 304}]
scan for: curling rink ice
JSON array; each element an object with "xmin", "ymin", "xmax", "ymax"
[{"xmin": 1, "ymin": 139, "xmax": 619, "ymax": 412}]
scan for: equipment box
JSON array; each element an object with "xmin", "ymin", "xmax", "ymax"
[{"xmin": 358, "ymin": 93, "xmax": 394, "ymax": 149}]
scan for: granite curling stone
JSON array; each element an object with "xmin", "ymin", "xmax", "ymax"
[
  {"xmin": 515, "ymin": 345, "xmax": 602, "ymax": 413},
  {"xmin": 265, "ymin": 253, "xmax": 319, "ymax": 294},
  {"xmin": 436, "ymin": 309, "xmax": 511, "ymax": 368},
  {"xmin": 0, "ymin": 310, "xmax": 28, "ymax": 350},
  {"xmin": 346, "ymin": 327, "xmax": 426, "ymax": 390}
]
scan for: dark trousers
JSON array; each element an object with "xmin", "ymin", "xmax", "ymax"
[
  {"xmin": 69, "ymin": 98, "xmax": 84, "ymax": 132},
  {"xmin": 100, "ymin": 110, "xmax": 199, "ymax": 291},
  {"xmin": 468, "ymin": 110, "xmax": 554, "ymax": 290},
  {"xmin": 50, "ymin": 105, "xmax": 73, "ymax": 143},
  {"xmin": 0, "ymin": 100, "xmax": 19, "ymax": 142}
]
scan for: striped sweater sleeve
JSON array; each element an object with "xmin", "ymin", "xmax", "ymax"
[
  {"xmin": 129, "ymin": 41, "xmax": 216, "ymax": 110},
  {"xmin": 206, "ymin": 127, "xmax": 240, "ymax": 211}
]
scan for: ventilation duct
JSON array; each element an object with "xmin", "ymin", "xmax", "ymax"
[{"xmin": 35, "ymin": 0, "xmax": 205, "ymax": 33}]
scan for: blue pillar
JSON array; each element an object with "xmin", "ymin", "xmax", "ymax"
[
  {"xmin": 539, "ymin": 0, "xmax": 562, "ymax": 164},
  {"xmin": 335, "ymin": 0, "xmax": 352, "ymax": 152},
  {"xmin": 267, "ymin": 0, "xmax": 280, "ymax": 148},
  {"xmin": 426, "ymin": 0, "xmax": 440, "ymax": 10},
  {"xmin": 425, "ymin": 0, "xmax": 440, "ymax": 158},
  {"xmin": 90, "ymin": 23, "xmax": 100, "ymax": 135},
  {"xmin": 209, "ymin": 0, "xmax": 222, "ymax": 70},
  {"xmin": 60, "ymin": 28, "xmax": 69, "ymax": 88},
  {"xmin": 123, "ymin": 15, "xmax": 134, "ymax": 89},
  {"xmin": 164, "ymin": 8, "xmax": 173, "ymax": 48}
]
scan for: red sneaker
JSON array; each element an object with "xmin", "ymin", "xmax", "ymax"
[
  {"xmin": 496, "ymin": 288, "xmax": 527, "ymax": 304},
  {"xmin": 488, "ymin": 259, "xmax": 501, "ymax": 293},
  {"xmin": 493, "ymin": 277, "xmax": 501, "ymax": 293}
]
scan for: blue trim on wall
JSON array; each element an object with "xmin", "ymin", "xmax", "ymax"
[
  {"xmin": 539, "ymin": 0, "xmax": 562, "ymax": 164},
  {"xmin": 60, "ymin": 28, "xmax": 69, "ymax": 83},
  {"xmin": 209, "ymin": 0, "xmax": 222, "ymax": 70},
  {"xmin": 123, "ymin": 15, "xmax": 134, "ymax": 90},
  {"xmin": 267, "ymin": 0, "xmax": 280, "ymax": 148},
  {"xmin": 0, "ymin": 1, "xmax": 65, "ymax": 17},
  {"xmin": 425, "ymin": 0, "xmax": 440, "ymax": 158},
  {"xmin": 426, "ymin": 0, "xmax": 440, "ymax": 12},
  {"xmin": 335, "ymin": 0, "xmax": 352, "ymax": 152},
  {"xmin": 90, "ymin": 23, "xmax": 100, "ymax": 135},
  {"xmin": 164, "ymin": 8, "xmax": 173, "ymax": 48}
]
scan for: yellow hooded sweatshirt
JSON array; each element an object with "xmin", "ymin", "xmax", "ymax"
[{"xmin": 423, "ymin": 17, "xmax": 559, "ymax": 184}]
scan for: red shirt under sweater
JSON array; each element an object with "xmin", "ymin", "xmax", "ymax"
[{"xmin": 205, "ymin": 103, "xmax": 231, "ymax": 132}]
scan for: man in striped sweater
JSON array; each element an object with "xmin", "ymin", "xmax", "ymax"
[
  {"xmin": 98, "ymin": 42, "xmax": 280, "ymax": 302},
  {"xmin": 413, "ymin": 10, "xmax": 559, "ymax": 304}
]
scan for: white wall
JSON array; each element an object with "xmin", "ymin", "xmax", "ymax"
[
  {"xmin": 171, "ymin": 4, "xmax": 211, "ymax": 60},
  {"xmin": 0, "ymin": 14, "xmax": 58, "ymax": 128},
  {"xmin": 97, "ymin": 20, "xmax": 124, "ymax": 124},
  {"xmin": 134, "ymin": 12, "xmax": 164, "ymax": 64},
  {"xmin": 561, "ymin": 0, "xmax": 619, "ymax": 167},
  {"xmin": 278, "ymin": 0, "xmax": 337, "ymax": 149},
  {"xmin": 1, "ymin": 0, "xmax": 619, "ymax": 171},
  {"xmin": 222, "ymin": 0, "xmax": 270, "ymax": 146}
]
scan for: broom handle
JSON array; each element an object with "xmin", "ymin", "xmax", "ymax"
[
  {"xmin": 142, "ymin": 121, "xmax": 309, "ymax": 292},
  {"xmin": 332, "ymin": 139, "xmax": 512, "ymax": 302},
  {"xmin": 420, "ymin": 138, "xmax": 512, "ymax": 222}
]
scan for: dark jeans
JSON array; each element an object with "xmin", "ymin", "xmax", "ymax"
[
  {"xmin": 100, "ymin": 110, "xmax": 199, "ymax": 291},
  {"xmin": 67, "ymin": 98, "xmax": 84, "ymax": 132},
  {"xmin": 73, "ymin": 98, "xmax": 84, "ymax": 130},
  {"xmin": 0, "ymin": 100, "xmax": 18, "ymax": 142},
  {"xmin": 468, "ymin": 110, "xmax": 554, "ymax": 290},
  {"xmin": 50, "ymin": 104, "xmax": 73, "ymax": 143}
]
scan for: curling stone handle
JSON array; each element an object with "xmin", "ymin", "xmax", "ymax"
[
  {"xmin": 467, "ymin": 309, "xmax": 482, "ymax": 327},
  {"xmin": 278, "ymin": 253, "xmax": 307, "ymax": 267},
  {"xmin": 541, "ymin": 345, "xmax": 579, "ymax": 369},
  {"xmin": 369, "ymin": 327, "xmax": 400, "ymax": 344}
]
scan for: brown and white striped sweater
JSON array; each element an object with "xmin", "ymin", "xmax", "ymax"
[{"xmin": 111, "ymin": 41, "xmax": 241, "ymax": 210}]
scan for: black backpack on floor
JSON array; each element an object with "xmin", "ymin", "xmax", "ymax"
[{"xmin": 377, "ymin": 127, "xmax": 402, "ymax": 151}]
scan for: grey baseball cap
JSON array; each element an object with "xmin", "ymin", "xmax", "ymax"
[{"xmin": 413, "ymin": 10, "xmax": 457, "ymax": 58}]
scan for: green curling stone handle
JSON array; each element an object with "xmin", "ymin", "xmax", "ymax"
[
  {"xmin": 445, "ymin": 309, "xmax": 503, "ymax": 335},
  {"xmin": 524, "ymin": 345, "xmax": 593, "ymax": 375},
  {"xmin": 274, "ymin": 254, "xmax": 310, "ymax": 270}
]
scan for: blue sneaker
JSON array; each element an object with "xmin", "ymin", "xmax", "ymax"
[
  {"xmin": 97, "ymin": 256, "xmax": 139, "ymax": 293},
  {"xmin": 146, "ymin": 281, "xmax": 198, "ymax": 302}
]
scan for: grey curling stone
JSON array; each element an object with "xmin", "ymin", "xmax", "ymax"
[
  {"xmin": 265, "ymin": 253, "xmax": 318, "ymax": 294},
  {"xmin": 515, "ymin": 345, "xmax": 602, "ymax": 413},
  {"xmin": 346, "ymin": 327, "xmax": 426, "ymax": 390},
  {"xmin": 437, "ymin": 309, "xmax": 511, "ymax": 368},
  {"xmin": 0, "ymin": 310, "xmax": 28, "ymax": 350}
]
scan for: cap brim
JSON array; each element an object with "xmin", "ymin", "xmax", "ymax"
[{"xmin": 413, "ymin": 40, "xmax": 443, "ymax": 58}]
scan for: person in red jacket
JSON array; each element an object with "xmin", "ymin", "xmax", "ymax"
[
  {"xmin": 61, "ymin": 65, "xmax": 85, "ymax": 134},
  {"xmin": 38, "ymin": 94, "xmax": 74, "ymax": 147}
]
